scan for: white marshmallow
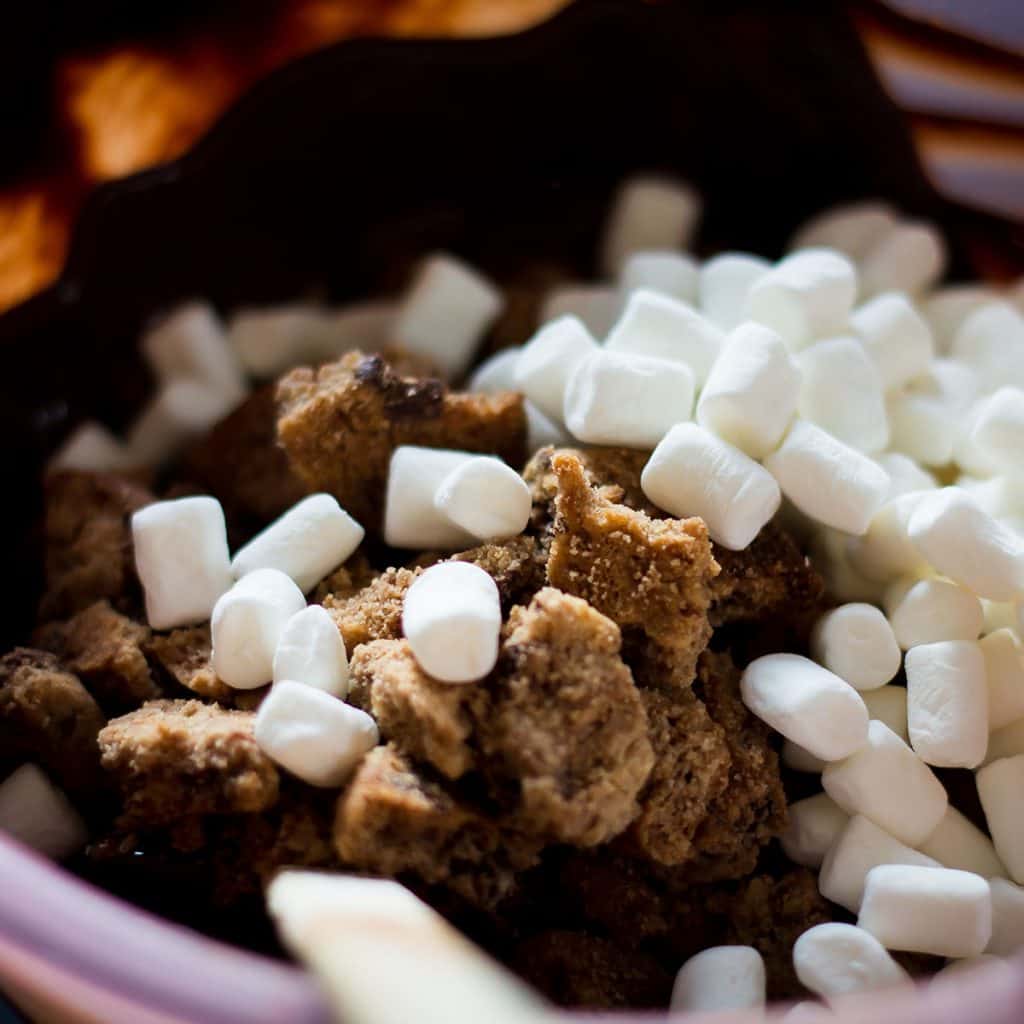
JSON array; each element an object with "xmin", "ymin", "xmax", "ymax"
[
  {"xmin": 309, "ymin": 301, "xmax": 396, "ymax": 364},
  {"xmin": 858, "ymin": 864, "xmax": 991, "ymax": 958},
  {"xmin": 863, "ymin": 685, "xmax": 909, "ymax": 743},
  {"xmin": 740, "ymin": 653, "xmax": 868, "ymax": 761},
  {"xmin": 132, "ymin": 496, "xmax": 233, "ymax": 630},
  {"xmin": 908, "ymin": 488, "xmax": 1024, "ymax": 602},
  {"xmin": 952, "ymin": 302, "xmax": 1024, "ymax": 394},
  {"xmin": 746, "ymin": 249, "xmax": 857, "ymax": 350},
  {"xmin": 970, "ymin": 388, "xmax": 1024, "ymax": 474},
  {"xmin": 851, "ymin": 292, "xmax": 935, "ymax": 391},
  {"xmin": 402, "ymin": 562, "xmax": 501, "ymax": 684},
  {"xmin": 231, "ymin": 494, "xmax": 364, "ymax": 593},
  {"xmin": 468, "ymin": 348, "xmax": 520, "ymax": 393},
  {"xmin": 620, "ymin": 250, "xmax": 698, "ymax": 303},
  {"xmin": 859, "ymin": 223, "xmax": 947, "ymax": 298},
  {"xmin": 48, "ymin": 421, "xmax": 136, "ymax": 474},
  {"xmin": 919, "ymin": 806, "xmax": 1007, "ymax": 880},
  {"xmin": 823, "ymin": 720, "xmax": 947, "ymax": 846},
  {"xmin": 978, "ymin": 754, "xmax": 1024, "ymax": 884},
  {"xmin": 985, "ymin": 718, "xmax": 1024, "ymax": 767},
  {"xmin": 515, "ymin": 315, "xmax": 598, "ymax": 422},
  {"xmin": 790, "ymin": 201, "xmax": 897, "ymax": 260},
  {"xmin": 782, "ymin": 739, "xmax": 827, "ymax": 774},
  {"xmin": 782, "ymin": 1001, "xmax": 835, "ymax": 1023},
  {"xmin": 0, "ymin": 764, "xmax": 87, "ymax": 860},
  {"xmin": 793, "ymin": 923, "xmax": 910, "ymax": 1002},
  {"xmin": 126, "ymin": 378, "xmax": 237, "ymax": 466},
  {"xmin": 819, "ymin": 814, "xmax": 940, "ymax": 913},
  {"xmin": 987, "ymin": 878, "xmax": 1024, "ymax": 955},
  {"xmin": 601, "ymin": 176, "xmax": 700, "ymax": 276},
  {"xmin": 383, "ymin": 447, "xmax": 478, "ymax": 550},
  {"xmin": 698, "ymin": 252, "xmax": 770, "ymax": 330},
  {"xmin": 230, "ymin": 305, "xmax": 344, "ymax": 377},
  {"xmin": 434, "ymin": 457, "xmax": 531, "ymax": 543},
  {"xmin": 211, "ymin": 569, "xmax": 307, "ymax": 690},
  {"xmin": 641, "ymin": 423, "xmax": 780, "ymax": 549},
  {"xmin": 907, "ymin": 357, "xmax": 980, "ymax": 414},
  {"xmin": 539, "ymin": 284, "xmax": 621, "ymax": 338},
  {"xmin": 809, "ymin": 528, "xmax": 888, "ymax": 606},
  {"xmin": 781, "ymin": 793, "xmax": 849, "ymax": 869},
  {"xmin": 889, "ymin": 577, "xmax": 984, "ymax": 649},
  {"xmin": 886, "ymin": 392, "xmax": 955, "ymax": 468},
  {"xmin": 982, "ymin": 598, "xmax": 1019, "ymax": 636},
  {"xmin": 696, "ymin": 322, "xmax": 801, "ymax": 458},
  {"xmin": 564, "ymin": 350, "xmax": 695, "ymax": 449},
  {"xmin": 605, "ymin": 289, "xmax": 722, "ymax": 385},
  {"xmin": 845, "ymin": 492, "xmax": 931, "ymax": 583},
  {"xmin": 254, "ymin": 680, "xmax": 377, "ymax": 787},
  {"xmin": 953, "ymin": 405, "xmax": 1002, "ymax": 479},
  {"xmin": 272, "ymin": 605, "xmax": 349, "ymax": 698},
  {"xmin": 876, "ymin": 453, "xmax": 937, "ymax": 500},
  {"xmin": 922, "ymin": 286, "xmax": 995, "ymax": 354},
  {"xmin": 935, "ymin": 955, "xmax": 1004, "ymax": 980},
  {"xmin": 906, "ymin": 640, "xmax": 989, "ymax": 769},
  {"xmin": 392, "ymin": 254, "xmax": 503, "ymax": 377},
  {"xmin": 811, "ymin": 604, "xmax": 900, "ymax": 691},
  {"xmin": 142, "ymin": 302, "xmax": 246, "ymax": 402},
  {"xmin": 524, "ymin": 402, "xmax": 570, "ymax": 452},
  {"xmin": 670, "ymin": 946, "xmax": 765, "ymax": 1015},
  {"xmin": 982, "ymin": 629, "xmax": 1024, "ymax": 732},
  {"xmin": 764, "ymin": 420, "xmax": 890, "ymax": 535}
]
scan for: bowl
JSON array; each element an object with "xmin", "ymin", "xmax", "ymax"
[{"xmin": 1, "ymin": 1, "xmax": 1022, "ymax": 1020}]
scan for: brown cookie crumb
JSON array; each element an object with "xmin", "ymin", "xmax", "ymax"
[
  {"xmin": 145, "ymin": 625, "xmax": 233, "ymax": 703},
  {"xmin": 311, "ymin": 553, "xmax": 379, "ymax": 605},
  {"xmin": 323, "ymin": 567, "xmax": 419, "ymax": 654},
  {"xmin": 98, "ymin": 700, "xmax": 279, "ymax": 826}
]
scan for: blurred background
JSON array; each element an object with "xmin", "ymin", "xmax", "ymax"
[{"xmin": 0, "ymin": 0, "xmax": 1021, "ymax": 315}]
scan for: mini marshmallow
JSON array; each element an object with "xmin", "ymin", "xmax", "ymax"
[
  {"xmin": 987, "ymin": 878, "xmax": 1024, "ymax": 955},
  {"xmin": 564, "ymin": 350, "xmax": 696, "ymax": 449},
  {"xmin": 229, "ymin": 305, "xmax": 338, "ymax": 377},
  {"xmin": 142, "ymin": 302, "xmax": 246, "ymax": 402},
  {"xmin": 819, "ymin": 814, "xmax": 940, "ymax": 913},
  {"xmin": 919, "ymin": 806, "xmax": 1007, "ymax": 880},
  {"xmin": 746, "ymin": 248, "xmax": 857, "ymax": 350},
  {"xmin": 434, "ymin": 457, "xmax": 531, "ymax": 542},
  {"xmin": 764, "ymin": 420, "xmax": 890, "ymax": 535},
  {"xmin": 851, "ymin": 292, "xmax": 935, "ymax": 391},
  {"xmin": 811, "ymin": 604, "xmax": 901, "ymax": 691},
  {"xmin": 0, "ymin": 764, "xmax": 87, "ymax": 860},
  {"xmin": 863, "ymin": 685, "xmax": 909, "ymax": 744},
  {"xmin": 539, "ymin": 284, "xmax": 622, "ymax": 338},
  {"xmin": 796, "ymin": 337, "xmax": 889, "ymax": 453},
  {"xmin": 793, "ymin": 923, "xmax": 910, "ymax": 1002},
  {"xmin": 982, "ymin": 629, "xmax": 1024, "ymax": 732},
  {"xmin": 907, "ymin": 357, "xmax": 980, "ymax": 414},
  {"xmin": 231, "ymin": 494, "xmax": 364, "ymax": 593},
  {"xmin": 698, "ymin": 252, "xmax": 770, "ymax": 330},
  {"xmin": 391, "ymin": 254, "xmax": 503, "ymax": 377},
  {"xmin": 620, "ymin": 250, "xmax": 698, "ymax": 303},
  {"xmin": 908, "ymin": 488, "xmax": 1024, "ymax": 602},
  {"xmin": 953, "ymin": 405, "xmax": 1002, "ymax": 480},
  {"xmin": 641, "ymin": 423, "xmax": 780, "ymax": 549},
  {"xmin": 695, "ymin": 322, "xmax": 801, "ymax": 458},
  {"xmin": 781, "ymin": 793, "xmax": 849, "ymax": 869},
  {"xmin": 48, "ymin": 421, "xmax": 135, "ymax": 474},
  {"xmin": 402, "ymin": 562, "xmax": 501, "ymax": 683},
  {"xmin": 783, "ymin": 1001, "xmax": 835, "ymax": 1023},
  {"xmin": 859, "ymin": 222, "xmax": 947, "ymax": 298},
  {"xmin": 272, "ymin": 605, "xmax": 349, "ymax": 698},
  {"xmin": 886, "ymin": 392, "xmax": 955, "ymax": 468},
  {"xmin": 858, "ymin": 864, "xmax": 992, "ymax": 958},
  {"xmin": 889, "ymin": 578, "xmax": 984, "ymax": 649},
  {"xmin": 605, "ymin": 289, "xmax": 722, "ymax": 385},
  {"xmin": 823, "ymin": 720, "xmax": 948, "ymax": 847},
  {"xmin": 790, "ymin": 201, "xmax": 897, "ymax": 260},
  {"xmin": 922, "ymin": 286, "xmax": 995, "ymax": 354},
  {"xmin": 970, "ymin": 388, "xmax": 1024, "ymax": 474},
  {"xmin": 935, "ymin": 956, "xmax": 1004, "ymax": 980},
  {"xmin": 978, "ymin": 755, "xmax": 1024, "ymax": 884},
  {"xmin": 132, "ymin": 496, "xmax": 233, "ymax": 630},
  {"xmin": 906, "ymin": 640, "xmax": 989, "ymax": 769},
  {"xmin": 809, "ymin": 528, "xmax": 888, "ymax": 606},
  {"xmin": 845, "ymin": 492, "xmax": 931, "ymax": 583},
  {"xmin": 985, "ymin": 719, "xmax": 1024, "ymax": 767},
  {"xmin": 875, "ymin": 453, "xmax": 937, "ymax": 500},
  {"xmin": 468, "ymin": 348, "xmax": 520, "ymax": 393},
  {"xmin": 952, "ymin": 302, "xmax": 1024, "ymax": 394},
  {"xmin": 982, "ymin": 599, "xmax": 1019, "ymax": 635},
  {"xmin": 600, "ymin": 176, "xmax": 700, "ymax": 276},
  {"xmin": 515, "ymin": 315, "xmax": 598, "ymax": 422},
  {"xmin": 524, "ymin": 402, "xmax": 570, "ymax": 451},
  {"xmin": 740, "ymin": 653, "xmax": 868, "ymax": 761},
  {"xmin": 126, "ymin": 378, "xmax": 238, "ymax": 466},
  {"xmin": 384, "ymin": 447, "xmax": 478, "ymax": 550},
  {"xmin": 309, "ymin": 301, "xmax": 396, "ymax": 364},
  {"xmin": 211, "ymin": 569, "xmax": 306, "ymax": 690},
  {"xmin": 782, "ymin": 739, "xmax": 827, "ymax": 774},
  {"xmin": 670, "ymin": 946, "xmax": 765, "ymax": 1015},
  {"xmin": 254, "ymin": 680, "xmax": 377, "ymax": 787}
]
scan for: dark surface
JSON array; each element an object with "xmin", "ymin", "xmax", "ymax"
[{"xmin": 0, "ymin": 0, "xmax": 1021, "ymax": 654}]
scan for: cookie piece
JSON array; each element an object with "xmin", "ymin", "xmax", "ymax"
[
  {"xmin": 144, "ymin": 625, "xmax": 232, "ymax": 703},
  {"xmin": 324, "ymin": 567, "xmax": 418, "ymax": 654}
]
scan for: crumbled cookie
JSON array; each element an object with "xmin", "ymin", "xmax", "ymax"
[
  {"xmin": 276, "ymin": 351, "xmax": 527, "ymax": 530},
  {"xmin": 324, "ymin": 567, "xmax": 418, "ymax": 654},
  {"xmin": 39, "ymin": 470, "xmax": 153, "ymax": 622},
  {"xmin": 98, "ymin": 700, "xmax": 279, "ymax": 826},
  {"xmin": 545, "ymin": 450, "xmax": 717, "ymax": 691},
  {"xmin": 513, "ymin": 930, "xmax": 672, "ymax": 1009},
  {"xmin": 311, "ymin": 553, "xmax": 379, "ymax": 605},
  {"xmin": 0, "ymin": 648, "xmax": 106, "ymax": 795},
  {"xmin": 335, "ymin": 745, "xmax": 541, "ymax": 910},
  {"xmin": 144, "ymin": 625, "xmax": 233, "ymax": 703},
  {"xmin": 440, "ymin": 534, "xmax": 548, "ymax": 612},
  {"xmin": 61, "ymin": 601, "xmax": 161, "ymax": 709}
]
